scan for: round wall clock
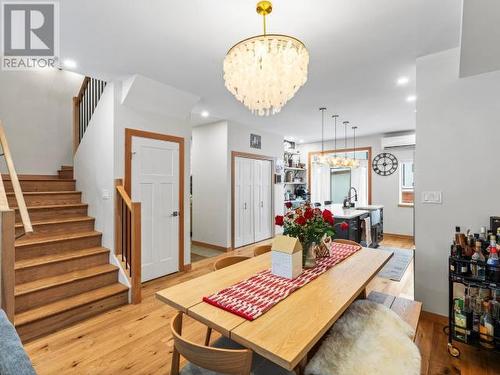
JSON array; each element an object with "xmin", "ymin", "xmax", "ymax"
[{"xmin": 372, "ymin": 152, "xmax": 398, "ymax": 176}]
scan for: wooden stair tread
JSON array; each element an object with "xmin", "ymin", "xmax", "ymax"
[
  {"xmin": 15, "ymin": 283, "xmax": 128, "ymax": 327},
  {"xmin": 15, "ymin": 264, "xmax": 118, "ymax": 296},
  {"xmin": 7, "ymin": 190, "xmax": 80, "ymax": 196},
  {"xmin": 1, "ymin": 174, "xmax": 61, "ymax": 180},
  {"xmin": 15, "ymin": 247, "xmax": 109, "ymax": 270},
  {"xmin": 15, "ymin": 216, "xmax": 94, "ymax": 228},
  {"xmin": 15, "ymin": 203, "xmax": 88, "ymax": 211},
  {"xmin": 2, "ymin": 176, "xmax": 75, "ymax": 182},
  {"xmin": 15, "ymin": 231, "xmax": 101, "ymax": 247}
]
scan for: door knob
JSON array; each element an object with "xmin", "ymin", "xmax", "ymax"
[{"xmin": 171, "ymin": 211, "xmax": 179, "ymax": 217}]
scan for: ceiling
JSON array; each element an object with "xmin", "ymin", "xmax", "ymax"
[{"xmin": 60, "ymin": 0, "xmax": 462, "ymax": 142}]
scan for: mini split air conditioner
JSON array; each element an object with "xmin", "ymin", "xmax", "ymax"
[{"xmin": 381, "ymin": 134, "xmax": 416, "ymax": 150}]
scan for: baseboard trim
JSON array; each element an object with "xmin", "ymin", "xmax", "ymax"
[
  {"xmin": 421, "ymin": 310, "xmax": 448, "ymax": 325},
  {"xmin": 384, "ymin": 233, "xmax": 414, "ymax": 241},
  {"xmin": 192, "ymin": 240, "xmax": 232, "ymax": 252}
]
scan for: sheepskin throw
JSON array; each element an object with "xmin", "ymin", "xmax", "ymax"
[{"xmin": 305, "ymin": 300, "xmax": 421, "ymax": 375}]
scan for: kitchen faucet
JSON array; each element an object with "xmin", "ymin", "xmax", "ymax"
[{"xmin": 343, "ymin": 187, "xmax": 358, "ymax": 208}]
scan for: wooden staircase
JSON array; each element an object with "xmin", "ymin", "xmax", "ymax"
[{"xmin": 4, "ymin": 166, "xmax": 128, "ymax": 342}]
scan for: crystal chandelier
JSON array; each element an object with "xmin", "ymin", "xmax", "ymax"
[
  {"xmin": 316, "ymin": 107, "xmax": 328, "ymax": 165},
  {"xmin": 328, "ymin": 114, "xmax": 343, "ymax": 167},
  {"xmin": 223, "ymin": 1, "xmax": 309, "ymax": 116}
]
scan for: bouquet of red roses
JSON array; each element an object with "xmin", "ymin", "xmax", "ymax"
[{"xmin": 275, "ymin": 203, "xmax": 349, "ymax": 252}]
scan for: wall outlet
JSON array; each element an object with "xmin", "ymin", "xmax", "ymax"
[
  {"xmin": 422, "ymin": 191, "xmax": 442, "ymax": 204},
  {"xmin": 102, "ymin": 189, "xmax": 111, "ymax": 200}
]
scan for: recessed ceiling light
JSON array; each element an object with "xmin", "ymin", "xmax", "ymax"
[
  {"xmin": 406, "ymin": 95, "xmax": 417, "ymax": 102},
  {"xmin": 63, "ymin": 59, "xmax": 77, "ymax": 69},
  {"xmin": 200, "ymin": 110, "xmax": 209, "ymax": 118},
  {"xmin": 397, "ymin": 77, "xmax": 409, "ymax": 86},
  {"xmin": 299, "ymin": 139, "xmax": 304, "ymax": 143}
]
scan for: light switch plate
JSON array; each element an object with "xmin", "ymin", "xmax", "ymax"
[
  {"xmin": 102, "ymin": 189, "xmax": 110, "ymax": 200},
  {"xmin": 422, "ymin": 191, "xmax": 442, "ymax": 204}
]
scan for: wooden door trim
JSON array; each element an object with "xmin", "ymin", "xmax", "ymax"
[
  {"xmin": 125, "ymin": 128, "xmax": 185, "ymax": 273},
  {"xmin": 231, "ymin": 151, "xmax": 275, "ymax": 250},
  {"xmin": 307, "ymin": 147, "xmax": 372, "ymax": 204}
]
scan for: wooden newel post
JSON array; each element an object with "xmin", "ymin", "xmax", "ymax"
[
  {"xmin": 131, "ymin": 202, "xmax": 141, "ymax": 304},
  {"xmin": 73, "ymin": 96, "xmax": 80, "ymax": 155},
  {"xmin": 114, "ymin": 179, "xmax": 123, "ymax": 257},
  {"xmin": 0, "ymin": 210, "xmax": 15, "ymax": 322}
]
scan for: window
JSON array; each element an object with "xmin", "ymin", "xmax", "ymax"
[{"xmin": 399, "ymin": 160, "xmax": 414, "ymax": 206}]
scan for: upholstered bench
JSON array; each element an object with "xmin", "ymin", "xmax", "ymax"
[{"xmin": 0, "ymin": 309, "xmax": 36, "ymax": 375}]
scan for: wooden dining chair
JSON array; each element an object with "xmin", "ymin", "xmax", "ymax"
[
  {"xmin": 333, "ymin": 239, "xmax": 361, "ymax": 247},
  {"xmin": 170, "ymin": 312, "xmax": 253, "ymax": 375},
  {"xmin": 253, "ymin": 245, "xmax": 272, "ymax": 256},
  {"xmin": 213, "ymin": 256, "xmax": 251, "ymax": 271},
  {"xmin": 171, "ymin": 312, "xmax": 296, "ymax": 375},
  {"xmin": 204, "ymin": 255, "xmax": 252, "ymax": 346}
]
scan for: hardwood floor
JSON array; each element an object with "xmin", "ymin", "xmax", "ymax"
[{"xmin": 23, "ymin": 235, "xmax": 498, "ymax": 375}]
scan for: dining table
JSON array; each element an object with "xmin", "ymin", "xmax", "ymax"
[{"xmin": 156, "ymin": 247, "xmax": 392, "ymax": 372}]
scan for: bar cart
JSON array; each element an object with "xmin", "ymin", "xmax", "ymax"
[{"xmin": 447, "ymin": 256, "xmax": 500, "ymax": 358}]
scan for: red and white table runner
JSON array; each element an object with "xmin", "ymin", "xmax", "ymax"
[{"xmin": 203, "ymin": 242, "xmax": 361, "ymax": 321}]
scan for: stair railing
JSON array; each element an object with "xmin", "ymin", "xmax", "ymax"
[
  {"xmin": 73, "ymin": 77, "xmax": 107, "ymax": 154},
  {"xmin": 115, "ymin": 179, "xmax": 141, "ymax": 304},
  {"xmin": 0, "ymin": 121, "xmax": 33, "ymax": 322}
]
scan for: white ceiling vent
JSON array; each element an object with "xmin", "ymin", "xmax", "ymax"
[{"xmin": 381, "ymin": 134, "xmax": 416, "ymax": 150}]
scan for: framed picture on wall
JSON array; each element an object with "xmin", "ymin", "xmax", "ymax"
[{"xmin": 250, "ymin": 133, "xmax": 261, "ymax": 149}]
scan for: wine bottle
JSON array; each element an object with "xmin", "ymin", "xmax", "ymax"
[{"xmin": 471, "ymin": 241, "xmax": 486, "ymax": 280}]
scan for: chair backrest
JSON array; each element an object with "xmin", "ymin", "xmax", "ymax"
[
  {"xmin": 314, "ymin": 202, "xmax": 321, "ymax": 207},
  {"xmin": 253, "ymin": 245, "xmax": 272, "ymax": 256},
  {"xmin": 333, "ymin": 239, "xmax": 361, "ymax": 247},
  {"xmin": 324, "ymin": 200, "xmax": 332, "ymax": 205},
  {"xmin": 170, "ymin": 312, "xmax": 253, "ymax": 375},
  {"xmin": 213, "ymin": 256, "xmax": 251, "ymax": 271}
]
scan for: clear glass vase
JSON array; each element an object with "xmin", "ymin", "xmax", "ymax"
[{"xmin": 302, "ymin": 241, "xmax": 317, "ymax": 269}]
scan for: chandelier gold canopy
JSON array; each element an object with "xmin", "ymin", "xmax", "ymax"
[{"xmin": 223, "ymin": 1, "xmax": 309, "ymax": 116}]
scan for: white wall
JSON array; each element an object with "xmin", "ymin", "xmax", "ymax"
[
  {"xmin": 191, "ymin": 121, "xmax": 229, "ymax": 248},
  {"xmin": 0, "ymin": 69, "xmax": 83, "ymax": 174},
  {"xmin": 415, "ymin": 48, "xmax": 500, "ymax": 315},
  {"xmin": 228, "ymin": 122, "xmax": 284, "ymax": 243},
  {"xmin": 73, "ymin": 83, "xmax": 130, "ymax": 286},
  {"xmin": 191, "ymin": 121, "xmax": 284, "ymax": 248},
  {"xmin": 298, "ymin": 134, "xmax": 414, "ymax": 236}
]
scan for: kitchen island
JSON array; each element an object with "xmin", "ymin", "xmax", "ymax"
[{"xmin": 326, "ymin": 204, "xmax": 384, "ymax": 247}]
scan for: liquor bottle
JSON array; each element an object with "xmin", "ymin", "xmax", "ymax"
[
  {"xmin": 480, "ymin": 226, "xmax": 487, "ymax": 243},
  {"xmin": 471, "ymin": 241, "xmax": 486, "ymax": 280},
  {"xmin": 486, "ymin": 236, "xmax": 500, "ymax": 283},
  {"xmin": 480, "ymin": 301, "xmax": 495, "ymax": 349},
  {"xmin": 450, "ymin": 241, "xmax": 457, "ymax": 273},
  {"xmin": 456, "ymin": 244, "xmax": 469, "ymax": 275}
]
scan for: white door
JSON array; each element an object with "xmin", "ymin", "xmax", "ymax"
[
  {"xmin": 234, "ymin": 157, "xmax": 254, "ymax": 248},
  {"xmin": 131, "ymin": 136, "xmax": 180, "ymax": 282},
  {"xmin": 253, "ymin": 160, "xmax": 272, "ymax": 242}
]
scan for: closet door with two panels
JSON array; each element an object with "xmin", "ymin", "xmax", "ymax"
[{"xmin": 234, "ymin": 157, "xmax": 272, "ymax": 248}]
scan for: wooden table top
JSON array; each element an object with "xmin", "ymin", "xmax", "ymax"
[{"xmin": 156, "ymin": 248, "xmax": 391, "ymax": 371}]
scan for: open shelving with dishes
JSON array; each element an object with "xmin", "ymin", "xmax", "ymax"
[{"xmin": 282, "ymin": 142, "xmax": 308, "ymax": 207}]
